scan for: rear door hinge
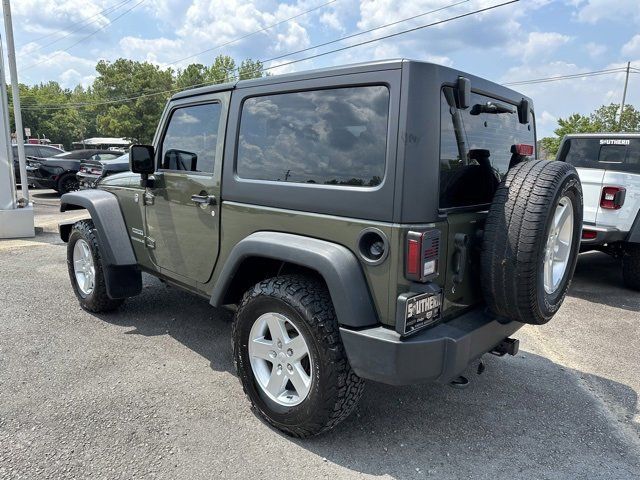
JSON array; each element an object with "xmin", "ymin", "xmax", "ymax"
[
  {"xmin": 145, "ymin": 236, "xmax": 156, "ymax": 249},
  {"xmin": 144, "ymin": 191, "xmax": 155, "ymax": 206}
]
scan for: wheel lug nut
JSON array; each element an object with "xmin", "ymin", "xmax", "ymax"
[
  {"xmin": 277, "ymin": 340, "xmax": 282, "ymax": 349},
  {"xmin": 286, "ymin": 348, "xmax": 293, "ymax": 357},
  {"xmin": 287, "ymin": 364, "xmax": 293, "ymax": 373},
  {"xmin": 268, "ymin": 351, "xmax": 276, "ymax": 359},
  {"xmin": 277, "ymin": 364, "xmax": 283, "ymax": 374}
]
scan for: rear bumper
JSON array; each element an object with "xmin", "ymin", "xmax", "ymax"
[
  {"xmin": 340, "ymin": 308, "xmax": 523, "ymax": 386},
  {"xmin": 581, "ymin": 224, "xmax": 628, "ymax": 245}
]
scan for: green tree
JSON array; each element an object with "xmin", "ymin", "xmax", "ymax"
[
  {"xmin": 206, "ymin": 55, "xmax": 237, "ymax": 84},
  {"xmin": 540, "ymin": 103, "xmax": 640, "ymax": 158},
  {"xmin": 238, "ymin": 59, "xmax": 264, "ymax": 80},
  {"xmin": 93, "ymin": 59, "xmax": 174, "ymax": 143},
  {"xmin": 176, "ymin": 63, "xmax": 208, "ymax": 90}
]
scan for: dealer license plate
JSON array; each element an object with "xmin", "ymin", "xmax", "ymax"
[{"xmin": 404, "ymin": 291, "xmax": 442, "ymax": 335}]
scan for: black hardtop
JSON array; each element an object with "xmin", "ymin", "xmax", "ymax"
[{"xmin": 170, "ymin": 58, "xmax": 532, "ymax": 107}]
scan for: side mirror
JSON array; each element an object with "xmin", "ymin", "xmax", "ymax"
[{"xmin": 129, "ymin": 145, "xmax": 155, "ymax": 175}]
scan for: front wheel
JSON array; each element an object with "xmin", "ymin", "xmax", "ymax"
[
  {"xmin": 232, "ymin": 275, "xmax": 364, "ymax": 438},
  {"xmin": 67, "ymin": 220, "xmax": 124, "ymax": 313}
]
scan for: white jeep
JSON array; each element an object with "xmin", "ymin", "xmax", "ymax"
[{"xmin": 557, "ymin": 133, "xmax": 640, "ymax": 289}]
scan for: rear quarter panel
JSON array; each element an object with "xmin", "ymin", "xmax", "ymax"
[
  {"xmin": 598, "ymin": 170, "xmax": 640, "ymax": 231},
  {"xmin": 575, "ymin": 167, "xmax": 605, "ymax": 224}
]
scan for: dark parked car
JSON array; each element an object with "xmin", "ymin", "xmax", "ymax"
[
  {"xmin": 77, "ymin": 153, "xmax": 129, "ymax": 189},
  {"xmin": 12, "ymin": 144, "xmax": 65, "ymax": 185},
  {"xmin": 27, "ymin": 149, "xmax": 122, "ymax": 193}
]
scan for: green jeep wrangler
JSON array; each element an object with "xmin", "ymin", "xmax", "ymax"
[{"xmin": 60, "ymin": 60, "xmax": 583, "ymax": 437}]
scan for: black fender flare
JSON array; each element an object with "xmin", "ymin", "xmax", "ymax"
[
  {"xmin": 628, "ymin": 210, "xmax": 640, "ymax": 244},
  {"xmin": 60, "ymin": 189, "xmax": 141, "ymax": 298},
  {"xmin": 210, "ymin": 232, "xmax": 378, "ymax": 328}
]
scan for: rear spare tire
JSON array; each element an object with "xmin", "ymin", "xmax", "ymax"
[{"xmin": 481, "ymin": 160, "xmax": 583, "ymax": 325}]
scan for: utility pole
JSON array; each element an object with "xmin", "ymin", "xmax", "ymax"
[
  {"xmin": 619, "ymin": 61, "xmax": 631, "ymax": 132},
  {"xmin": 0, "ymin": 0, "xmax": 34, "ymax": 238}
]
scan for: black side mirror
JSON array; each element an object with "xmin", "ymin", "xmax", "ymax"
[
  {"xmin": 518, "ymin": 98, "xmax": 530, "ymax": 124},
  {"xmin": 129, "ymin": 145, "xmax": 155, "ymax": 175}
]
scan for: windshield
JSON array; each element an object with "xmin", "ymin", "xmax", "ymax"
[
  {"xmin": 439, "ymin": 87, "xmax": 536, "ymax": 209},
  {"xmin": 558, "ymin": 137, "xmax": 640, "ymax": 173}
]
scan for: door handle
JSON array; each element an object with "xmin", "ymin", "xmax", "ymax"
[{"xmin": 191, "ymin": 194, "xmax": 217, "ymax": 206}]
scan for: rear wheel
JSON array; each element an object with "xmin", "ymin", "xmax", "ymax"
[
  {"xmin": 622, "ymin": 243, "xmax": 640, "ymax": 291},
  {"xmin": 481, "ymin": 160, "xmax": 583, "ymax": 325},
  {"xmin": 58, "ymin": 172, "xmax": 79, "ymax": 194},
  {"xmin": 232, "ymin": 275, "xmax": 364, "ymax": 438}
]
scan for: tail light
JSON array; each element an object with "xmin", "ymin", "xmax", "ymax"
[
  {"xmin": 514, "ymin": 144, "xmax": 534, "ymax": 156},
  {"xmin": 406, "ymin": 230, "xmax": 440, "ymax": 282},
  {"xmin": 582, "ymin": 230, "xmax": 597, "ymax": 240},
  {"xmin": 600, "ymin": 186, "xmax": 626, "ymax": 210}
]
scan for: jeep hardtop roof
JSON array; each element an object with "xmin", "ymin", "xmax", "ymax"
[{"xmin": 171, "ymin": 58, "xmax": 532, "ymax": 106}]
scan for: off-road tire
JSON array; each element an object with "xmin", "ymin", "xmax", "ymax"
[
  {"xmin": 232, "ymin": 274, "xmax": 364, "ymax": 438},
  {"xmin": 58, "ymin": 172, "xmax": 79, "ymax": 194},
  {"xmin": 481, "ymin": 160, "xmax": 583, "ymax": 325},
  {"xmin": 67, "ymin": 220, "xmax": 124, "ymax": 313},
  {"xmin": 622, "ymin": 243, "xmax": 640, "ymax": 291}
]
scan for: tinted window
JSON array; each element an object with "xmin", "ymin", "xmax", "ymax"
[
  {"xmin": 559, "ymin": 138, "xmax": 640, "ymax": 173},
  {"xmin": 237, "ymin": 86, "xmax": 389, "ymax": 187},
  {"xmin": 440, "ymin": 87, "xmax": 535, "ymax": 208},
  {"xmin": 39, "ymin": 145, "xmax": 63, "ymax": 156},
  {"xmin": 160, "ymin": 103, "xmax": 221, "ymax": 173}
]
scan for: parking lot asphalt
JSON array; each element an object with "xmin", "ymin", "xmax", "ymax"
[{"xmin": 0, "ymin": 190, "xmax": 639, "ymax": 479}]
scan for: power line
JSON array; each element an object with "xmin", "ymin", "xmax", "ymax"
[
  {"xmin": 17, "ymin": 0, "xmax": 134, "ymax": 48},
  {"xmin": 20, "ymin": 0, "xmax": 147, "ymax": 72},
  {"xmin": 165, "ymin": 0, "xmax": 342, "ymax": 68},
  {"xmin": 503, "ymin": 67, "xmax": 629, "ymax": 86},
  {"xmin": 21, "ymin": 0, "xmax": 518, "ymax": 110},
  {"xmin": 19, "ymin": 0, "xmax": 135, "ymax": 56}
]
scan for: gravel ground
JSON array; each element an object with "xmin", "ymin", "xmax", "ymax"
[{"xmin": 0, "ymin": 191, "xmax": 638, "ymax": 479}]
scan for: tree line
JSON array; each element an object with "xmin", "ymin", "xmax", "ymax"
[{"xmin": 9, "ymin": 55, "xmax": 265, "ymax": 148}]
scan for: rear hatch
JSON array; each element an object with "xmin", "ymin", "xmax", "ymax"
[{"xmin": 438, "ymin": 86, "xmax": 536, "ymax": 317}]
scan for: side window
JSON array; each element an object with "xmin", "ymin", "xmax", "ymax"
[
  {"xmin": 626, "ymin": 140, "xmax": 640, "ymax": 172},
  {"xmin": 160, "ymin": 103, "xmax": 221, "ymax": 174},
  {"xmin": 237, "ymin": 86, "xmax": 389, "ymax": 187},
  {"xmin": 598, "ymin": 145, "xmax": 626, "ymax": 164}
]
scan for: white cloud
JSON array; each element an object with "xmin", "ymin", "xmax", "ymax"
[
  {"xmin": 622, "ymin": 34, "xmax": 640, "ymax": 58},
  {"xmin": 275, "ymin": 21, "xmax": 310, "ymax": 51},
  {"xmin": 574, "ymin": 0, "xmax": 640, "ymax": 24},
  {"xmin": 585, "ymin": 41, "xmax": 606, "ymax": 58},
  {"xmin": 508, "ymin": 32, "xmax": 571, "ymax": 60}
]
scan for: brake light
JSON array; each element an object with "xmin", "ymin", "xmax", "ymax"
[
  {"xmin": 600, "ymin": 186, "xmax": 626, "ymax": 210},
  {"xmin": 514, "ymin": 144, "xmax": 534, "ymax": 156},
  {"xmin": 582, "ymin": 230, "xmax": 597, "ymax": 240},
  {"xmin": 406, "ymin": 231, "xmax": 440, "ymax": 282}
]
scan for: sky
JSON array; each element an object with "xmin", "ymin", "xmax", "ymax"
[{"xmin": 5, "ymin": 0, "xmax": 640, "ymax": 137}]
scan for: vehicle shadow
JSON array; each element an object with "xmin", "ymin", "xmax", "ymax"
[
  {"xmin": 569, "ymin": 251, "xmax": 640, "ymax": 312},
  {"xmin": 91, "ymin": 275, "xmax": 640, "ymax": 479},
  {"xmin": 94, "ymin": 275, "xmax": 236, "ymax": 376}
]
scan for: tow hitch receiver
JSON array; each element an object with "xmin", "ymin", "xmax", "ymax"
[{"xmin": 490, "ymin": 338, "xmax": 519, "ymax": 357}]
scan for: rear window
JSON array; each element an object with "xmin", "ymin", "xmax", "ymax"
[
  {"xmin": 439, "ymin": 87, "xmax": 535, "ymax": 209},
  {"xmin": 237, "ymin": 85, "xmax": 389, "ymax": 187},
  {"xmin": 559, "ymin": 138, "xmax": 640, "ymax": 173}
]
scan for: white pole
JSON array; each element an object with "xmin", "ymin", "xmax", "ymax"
[
  {"xmin": 619, "ymin": 61, "xmax": 631, "ymax": 132},
  {"xmin": 2, "ymin": 0, "xmax": 29, "ymax": 204},
  {"xmin": 0, "ymin": 33, "xmax": 14, "ymax": 209}
]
